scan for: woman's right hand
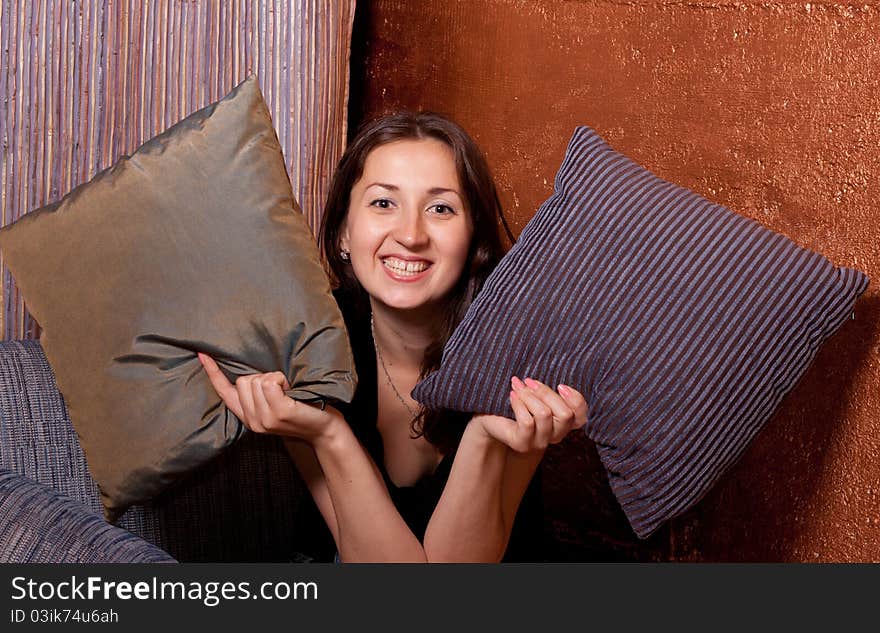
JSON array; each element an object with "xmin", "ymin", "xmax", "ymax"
[
  {"xmin": 472, "ymin": 377, "xmax": 588, "ymax": 453},
  {"xmin": 198, "ymin": 352, "xmax": 344, "ymax": 445}
]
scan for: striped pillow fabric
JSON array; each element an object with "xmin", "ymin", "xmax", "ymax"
[
  {"xmin": 412, "ymin": 126, "xmax": 869, "ymax": 538},
  {"xmin": 0, "ymin": 470, "xmax": 176, "ymax": 563}
]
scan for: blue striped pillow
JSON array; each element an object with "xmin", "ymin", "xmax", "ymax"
[
  {"xmin": 412, "ymin": 126, "xmax": 869, "ymax": 539},
  {"xmin": 0, "ymin": 470, "xmax": 176, "ymax": 563}
]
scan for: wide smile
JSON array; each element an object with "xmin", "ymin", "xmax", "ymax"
[{"xmin": 380, "ymin": 256, "xmax": 433, "ymax": 282}]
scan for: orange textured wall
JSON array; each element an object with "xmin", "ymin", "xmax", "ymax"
[{"xmin": 351, "ymin": 0, "xmax": 880, "ymax": 561}]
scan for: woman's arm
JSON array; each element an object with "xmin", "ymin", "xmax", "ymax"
[
  {"xmin": 281, "ymin": 438, "xmax": 340, "ymax": 546},
  {"xmin": 199, "ymin": 353, "xmax": 427, "ymax": 562},
  {"xmin": 310, "ymin": 413, "xmax": 429, "ymax": 562},
  {"xmin": 286, "ymin": 420, "xmax": 536, "ymax": 563},
  {"xmin": 424, "ymin": 379, "xmax": 588, "ymax": 562},
  {"xmin": 423, "ymin": 422, "xmax": 542, "ymax": 562},
  {"xmin": 199, "ymin": 355, "xmax": 585, "ymax": 562},
  {"xmin": 290, "ymin": 411, "xmax": 544, "ymax": 563}
]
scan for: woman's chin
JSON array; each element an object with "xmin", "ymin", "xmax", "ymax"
[
  {"xmin": 372, "ymin": 291, "xmax": 442, "ymax": 314},
  {"xmin": 381, "ymin": 297, "xmax": 431, "ymax": 312}
]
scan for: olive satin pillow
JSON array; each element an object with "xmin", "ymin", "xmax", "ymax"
[
  {"xmin": 412, "ymin": 126, "xmax": 869, "ymax": 539},
  {"xmin": 0, "ymin": 76, "xmax": 356, "ymax": 522}
]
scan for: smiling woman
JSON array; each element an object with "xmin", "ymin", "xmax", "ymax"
[
  {"xmin": 340, "ymin": 138, "xmax": 474, "ymax": 313},
  {"xmin": 199, "ymin": 111, "xmax": 590, "ymax": 562}
]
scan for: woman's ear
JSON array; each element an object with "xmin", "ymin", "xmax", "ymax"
[{"xmin": 339, "ymin": 222, "xmax": 350, "ymax": 254}]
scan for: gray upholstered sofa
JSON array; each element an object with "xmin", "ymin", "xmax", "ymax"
[{"xmin": 0, "ymin": 340, "xmax": 312, "ymax": 563}]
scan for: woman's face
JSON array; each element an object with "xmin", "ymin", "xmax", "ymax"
[{"xmin": 341, "ymin": 138, "xmax": 474, "ymax": 312}]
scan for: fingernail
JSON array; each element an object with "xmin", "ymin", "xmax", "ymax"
[
  {"xmin": 197, "ymin": 353, "xmax": 205, "ymax": 363},
  {"xmin": 558, "ymin": 384, "xmax": 572, "ymax": 396},
  {"xmin": 524, "ymin": 377, "xmax": 540, "ymax": 389},
  {"xmin": 511, "ymin": 376, "xmax": 525, "ymax": 391}
]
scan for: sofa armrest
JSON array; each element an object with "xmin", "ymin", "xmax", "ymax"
[
  {"xmin": 0, "ymin": 470, "xmax": 176, "ymax": 563},
  {"xmin": 0, "ymin": 339, "xmax": 309, "ymax": 561}
]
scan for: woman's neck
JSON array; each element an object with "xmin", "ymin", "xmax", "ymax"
[{"xmin": 369, "ymin": 299, "xmax": 440, "ymax": 369}]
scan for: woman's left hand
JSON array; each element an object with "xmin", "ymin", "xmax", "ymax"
[{"xmin": 473, "ymin": 377, "xmax": 588, "ymax": 453}]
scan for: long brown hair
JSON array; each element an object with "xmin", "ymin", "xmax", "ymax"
[{"xmin": 319, "ymin": 111, "xmax": 513, "ymax": 454}]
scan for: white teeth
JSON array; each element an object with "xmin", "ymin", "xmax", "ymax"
[{"xmin": 382, "ymin": 257, "xmax": 429, "ymax": 276}]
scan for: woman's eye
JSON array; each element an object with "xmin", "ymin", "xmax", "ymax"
[
  {"xmin": 370, "ymin": 198, "xmax": 393, "ymax": 209},
  {"xmin": 429, "ymin": 204, "xmax": 455, "ymax": 215}
]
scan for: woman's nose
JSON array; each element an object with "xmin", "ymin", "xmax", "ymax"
[{"xmin": 393, "ymin": 210, "xmax": 429, "ymax": 249}]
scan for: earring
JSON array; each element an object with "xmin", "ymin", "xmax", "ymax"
[{"xmin": 340, "ymin": 249, "xmax": 351, "ymax": 262}]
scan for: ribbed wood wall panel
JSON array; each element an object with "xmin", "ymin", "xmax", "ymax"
[{"xmin": 0, "ymin": 0, "xmax": 355, "ymax": 340}]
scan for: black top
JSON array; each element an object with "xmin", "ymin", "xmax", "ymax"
[{"xmin": 292, "ymin": 289, "xmax": 545, "ymax": 562}]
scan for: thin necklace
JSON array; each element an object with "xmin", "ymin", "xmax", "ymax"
[{"xmin": 371, "ymin": 314, "xmax": 420, "ymax": 421}]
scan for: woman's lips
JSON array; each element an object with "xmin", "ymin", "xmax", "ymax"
[{"xmin": 381, "ymin": 256, "xmax": 432, "ymax": 282}]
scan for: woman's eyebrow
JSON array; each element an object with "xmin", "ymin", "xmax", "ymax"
[
  {"xmin": 427, "ymin": 187, "xmax": 460, "ymax": 196},
  {"xmin": 364, "ymin": 182, "xmax": 460, "ymax": 196},
  {"xmin": 366, "ymin": 182, "xmax": 399, "ymax": 191}
]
